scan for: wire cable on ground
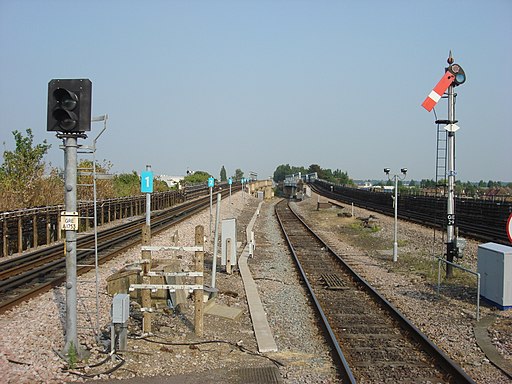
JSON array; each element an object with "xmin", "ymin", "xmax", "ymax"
[{"xmin": 132, "ymin": 333, "xmax": 285, "ymax": 368}]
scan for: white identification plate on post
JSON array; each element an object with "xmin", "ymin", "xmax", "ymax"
[{"xmin": 60, "ymin": 211, "xmax": 79, "ymax": 231}]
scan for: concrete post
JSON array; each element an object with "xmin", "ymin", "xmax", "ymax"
[
  {"xmin": 141, "ymin": 225, "xmax": 152, "ymax": 333},
  {"xmin": 194, "ymin": 226, "xmax": 204, "ymax": 337},
  {"xmin": 211, "ymin": 193, "xmax": 221, "ymax": 289}
]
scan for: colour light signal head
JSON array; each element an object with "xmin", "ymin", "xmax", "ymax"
[
  {"xmin": 47, "ymin": 79, "xmax": 92, "ymax": 132},
  {"xmin": 448, "ymin": 64, "xmax": 466, "ymax": 86}
]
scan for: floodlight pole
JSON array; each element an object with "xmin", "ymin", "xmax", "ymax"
[
  {"xmin": 384, "ymin": 168, "xmax": 407, "ymax": 262},
  {"xmin": 393, "ymin": 174, "xmax": 399, "ymax": 262}
]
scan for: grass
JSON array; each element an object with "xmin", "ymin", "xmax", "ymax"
[
  {"xmin": 389, "ymin": 251, "xmax": 478, "ymax": 289},
  {"xmin": 67, "ymin": 342, "xmax": 78, "ymax": 369}
]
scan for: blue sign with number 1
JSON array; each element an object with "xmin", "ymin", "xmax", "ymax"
[{"xmin": 141, "ymin": 171, "xmax": 154, "ymax": 193}]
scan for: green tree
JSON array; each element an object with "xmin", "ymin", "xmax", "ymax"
[
  {"xmin": 0, "ymin": 129, "xmax": 52, "ymax": 209},
  {"xmin": 220, "ymin": 165, "xmax": 227, "ymax": 182},
  {"xmin": 308, "ymin": 164, "xmax": 322, "ymax": 177},
  {"xmin": 234, "ymin": 168, "xmax": 244, "ymax": 181},
  {"xmin": 183, "ymin": 170, "xmax": 210, "ymax": 185},
  {"xmin": 273, "ymin": 164, "xmax": 291, "ymax": 182},
  {"xmin": 113, "ymin": 171, "xmax": 140, "ymax": 197}
]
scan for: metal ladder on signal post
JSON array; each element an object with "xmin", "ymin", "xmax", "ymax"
[
  {"xmin": 433, "ymin": 122, "xmax": 447, "ymax": 258},
  {"xmin": 75, "ymin": 115, "xmax": 108, "ymax": 344}
]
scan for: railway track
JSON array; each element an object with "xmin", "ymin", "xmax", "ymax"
[
  {"xmin": 275, "ymin": 199, "xmax": 476, "ymax": 383},
  {"xmin": 0, "ymin": 191, "xmax": 230, "ymax": 314},
  {"xmin": 311, "ymin": 181, "xmax": 510, "ymax": 245}
]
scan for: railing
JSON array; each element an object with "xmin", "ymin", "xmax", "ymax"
[{"xmin": 0, "ymin": 190, "xmax": 189, "ymax": 257}]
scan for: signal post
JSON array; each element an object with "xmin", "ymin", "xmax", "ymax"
[
  {"xmin": 422, "ymin": 52, "xmax": 466, "ymax": 277},
  {"xmin": 48, "ymin": 79, "xmax": 92, "ymax": 357}
]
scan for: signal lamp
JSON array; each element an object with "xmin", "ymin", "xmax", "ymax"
[
  {"xmin": 47, "ymin": 79, "xmax": 92, "ymax": 132},
  {"xmin": 448, "ymin": 64, "xmax": 466, "ymax": 86}
]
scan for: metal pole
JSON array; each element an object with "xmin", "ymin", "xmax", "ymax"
[
  {"xmin": 393, "ymin": 175, "xmax": 398, "ymax": 262},
  {"xmin": 211, "ymin": 192, "xmax": 221, "ymax": 289},
  {"xmin": 446, "ymin": 83, "xmax": 456, "ymax": 277},
  {"xmin": 145, "ymin": 165, "xmax": 151, "ymax": 227},
  {"xmin": 209, "ymin": 186, "xmax": 213, "ymax": 235},
  {"xmin": 63, "ymin": 134, "xmax": 79, "ymax": 356},
  {"xmin": 91, "ymin": 115, "xmax": 107, "ymax": 342}
]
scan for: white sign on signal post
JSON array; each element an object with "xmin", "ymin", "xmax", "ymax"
[{"xmin": 60, "ymin": 211, "xmax": 79, "ymax": 231}]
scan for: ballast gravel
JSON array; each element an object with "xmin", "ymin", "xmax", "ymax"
[{"xmin": 0, "ymin": 191, "xmax": 510, "ymax": 383}]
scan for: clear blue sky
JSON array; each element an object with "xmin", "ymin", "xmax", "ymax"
[{"xmin": 1, "ymin": 0, "xmax": 510, "ymax": 182}]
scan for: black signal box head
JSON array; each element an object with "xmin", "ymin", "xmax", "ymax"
[
  {"xmin": 447, "ymin": 64, "xmax": 466, "ymax": 87},
  {"xmin": 47, "ymin": 79, "xmax": 92, "ymax": 132}
]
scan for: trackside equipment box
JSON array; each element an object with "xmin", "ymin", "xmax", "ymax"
[
  {"xmin": 477, "ymin": 242, "xmax": 512, "ymax": 310},
  {"xmin": 112, "ymin": 293, "xmax": 130, "ymax": 323}
]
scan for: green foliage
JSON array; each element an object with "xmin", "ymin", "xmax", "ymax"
[
  {"xmin": 233, "ymin": 168, "xmax": 244, "ymax": 181},
  {"xmin": 273, "ymin": 163, "xmax": 354, "ymax": 186},
  {"xmin": 420, "ymin": 179, "xmax": 436, "ymax": 188},
  {"xmin": 0, "ymin": 129, "xmax": 53, "ymax": 209},
  {"xmin": 67, "ymin": 342, "xmax": 78, "ymax": 369},
  {"xmin": 273, "ymin": 164, "xmax": 306, "ymax": 182},
  {"xmin": 183, "ymin": 170, "xmax": 211, "ymax": 185},
  {"xmin": 220, "ymin": 165, "xmax": 227, "ymax": 182},
  {"xmin": 113, "ymin": 171, "xmax": 141, "ymax": 197},
  {"xmin": 273, "ymin": 164, "xmax": 291, "ymax": 182}
]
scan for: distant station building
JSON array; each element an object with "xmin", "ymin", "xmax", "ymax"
[
  {"xmin": 283, "ymin": 172, "xmax": 317, "ymax": 199},
  {"xmin": 157, "ymin": 175, "xmax": 184, "ymax": 189}
]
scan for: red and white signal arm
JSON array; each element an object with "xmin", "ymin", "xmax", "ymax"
[
  {"xmin": 422, "ymin": 71, "xmax": 455, "ymax": 112},
  {"xmin": 507, "ymin": 213, "xmax": 512, "ymax": 243}
]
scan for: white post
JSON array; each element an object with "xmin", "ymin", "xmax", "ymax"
[
  {"xmin": 393, "ymin": 175, "xmax": 398, "ymax": 263},
  {"xmin": 211, "ymin": 193, "xmax": 221, "ymax": 288}
]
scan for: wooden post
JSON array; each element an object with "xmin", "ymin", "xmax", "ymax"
[
  {"xmin": 18, "ymin": 217, "xmax": 22, "ymax": 254},
  {"xmin": 194, "ymin": 225, "xmax": 204, "ymax": 337},
  {"xmin": 32, "ymin": 214, "xmax": 38, "ymax": 249},
  {"xmin": 85, "ymin": 208, "xmax": 90, "ymax": 231},
  {"xmin": 46, "ymin": 211, "xmax": 51, "ymax": 245},
  {"xmin": 141, "ymin": 224, "xmax": 152, "ymax": 333},
  {"xmin": 2, "ymin": 216, "xmax": 8, "ymax": 257},
  {"xmin": 226, "ymin": 238, "xmax": 232, "ymax": 275}
]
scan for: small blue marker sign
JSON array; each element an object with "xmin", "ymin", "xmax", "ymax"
[
  {"xmin": 228, "ymin": 177, "xmax": 232, "ymax": 185},
  {"xmin": 141, "ymin": 171, "xmax": 154, "ymax": 193},
  {"xmin": 208, "ymin": 177, "xmax": 215, "ymax": 188}
]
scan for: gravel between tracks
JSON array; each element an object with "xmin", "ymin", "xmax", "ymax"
[{"xmin": 0, "ymin": 192, "xmax": 510, "ymax": 383}]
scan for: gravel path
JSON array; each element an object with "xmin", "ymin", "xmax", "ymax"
[{"xmin": 0, "ymin": 192, "xmax": 510, "ymax": 383}]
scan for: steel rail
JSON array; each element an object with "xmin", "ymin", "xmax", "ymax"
[
  {"xmin": 0, "ymin": 188, "xmax": 236, "ymax": 313},
  {"xmin": 275, "ymin": 199, "xmax": 476, "ymax": 384},
  {"xmin": 275, "ymin": 200, "xmax": 356, "ymax": 384},
  {"xmin": 311, "ymin": 182, "xmax": 509, "ymax": 245}
]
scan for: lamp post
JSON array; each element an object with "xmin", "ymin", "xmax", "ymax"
[{"xmin": 384, "ymin": 167, "xmax": 407, "ymax": 262}]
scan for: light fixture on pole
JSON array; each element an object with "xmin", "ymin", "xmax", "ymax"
[{"xmin": 384, "ymin": 167, "xmax": 408, "ymax": 262}]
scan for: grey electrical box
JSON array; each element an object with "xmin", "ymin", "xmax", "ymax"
[
  {"xmin": 221, "ymin": 218, "xmax": 237, "ymax": 266},
  {"xmin": 477, "ymin": 242, "xmax": 512, "ymax": 310},
  {"xmin": 112, "ymin": 293, "xmax": 130, "ymax": 323}
]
